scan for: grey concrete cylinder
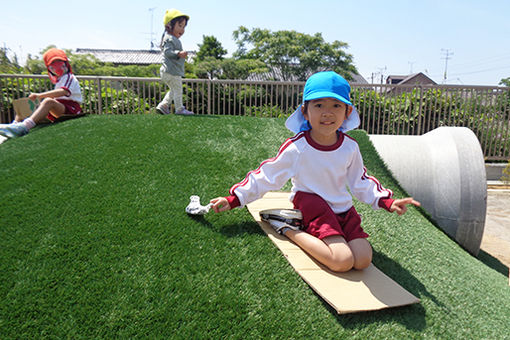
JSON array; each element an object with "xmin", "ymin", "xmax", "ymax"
[{"xmin": 369, "ymin": 127, "xmax": 487, "ymax": 255}]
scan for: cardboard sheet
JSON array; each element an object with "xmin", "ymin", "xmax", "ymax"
[
  {"xmin": 11, "ymin": 97, "xmax": 85, "ymax": 122},
  {"xmin": 246, "ymin": 192, "xmax": 420, "ymax": 314},
  {"xmin": 12, "ymin": 98, "xmax": 39, "ymax": 120}
]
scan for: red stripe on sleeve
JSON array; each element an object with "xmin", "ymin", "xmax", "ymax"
[{"xmin": 229, "ymin": 132, "xmax": 304, "ymax": 195}]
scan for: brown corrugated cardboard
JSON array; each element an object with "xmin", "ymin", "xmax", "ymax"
[
  {"xmin": 12, "ymin": 98, "xmax": 39, "ymax": 120},
  {"xmin": 246, "ymin": 192, "xmax": 420, "ymax": 314}
]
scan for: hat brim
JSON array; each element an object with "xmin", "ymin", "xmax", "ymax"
[
  {"xmin": 285, "ymin": 104, "xmax": 360, "ymax": 134},
  {"xmin": 304, "ymin": 91, "xmax": 352, "ymax": 106}
]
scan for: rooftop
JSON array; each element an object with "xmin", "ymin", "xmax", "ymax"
[{"xmin": 75, "ymin": 48, "xmax": 163, "ymax": 65}]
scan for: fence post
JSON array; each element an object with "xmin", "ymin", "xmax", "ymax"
[
  {"xmin": 417, "ymin": 85, "xmax": 424, "ymax": 135},
  {"xmin": 97, "ymin": 77, "xmax": 103, "ymax": 115},
  {"xmin": 207, "ymin": 80, "xmax": 211, "ymax": 115}
]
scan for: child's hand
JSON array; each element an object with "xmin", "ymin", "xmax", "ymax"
[
  {"xmin": 28, "ymin": 93, "xmax": 39, "ymax": 101},
  {"xmin": 210, "ymin": 197, "xmax": 231, "ymax": 213},
  {"xmin": 390, "ymin": 198, "xmax": 421, "ymax": 216},
  {"xmin": 178, "ymin": 51, "xmax": 188, "ymax": 59}
]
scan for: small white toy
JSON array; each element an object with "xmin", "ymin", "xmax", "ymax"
[{"xmin": 186, "ymin": 195, "xmax": 212, "ymax": 215}]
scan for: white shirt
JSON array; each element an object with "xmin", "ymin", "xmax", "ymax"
[
  {"xmin": 55, "ymin": 73, "xmax": 82, "ymax": 104},
  {"xmin": 230, "ymin": 130, "xmax": 393, "ymax": 214}
]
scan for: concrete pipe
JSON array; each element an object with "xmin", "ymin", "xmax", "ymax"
[{"xmin": 369, "ymin": 127, "xmax": 487, "ymax": 255}]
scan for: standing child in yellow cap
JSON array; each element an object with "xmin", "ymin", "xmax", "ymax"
[
  {"xmin": 0, "ymin": 48, "xmax": 83, "ymax": 139},
  {"xmin": 156, "ymin": 9, "xmax": 193, "ymax": 115}
]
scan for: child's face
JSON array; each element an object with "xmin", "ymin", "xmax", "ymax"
[
  {"xmin": 170, "ymin": 19, "xmax": 187, "ymax": 38},
  {"xmin": 303, "ymin": 97, "xmax": 352, "ymax": 145},
  {"xmin": 47, "ymin": 60, "xmax": 68, "ymax": 84}
]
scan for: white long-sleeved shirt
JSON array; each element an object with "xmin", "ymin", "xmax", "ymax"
[
  {"xmin": 55, "ymin": 73, "xmax": 82, "ymax": 104},
  {"xmin": 229, "ymin": 130, "xmax": 393, "ymax": 214}
]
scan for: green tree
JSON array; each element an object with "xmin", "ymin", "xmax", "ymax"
[
  {"xmin": 194, "ymin": 57, "xmax": 223, "ymax": 79},
  {"xmin": 194, "ymin": 57, "xmax": 268, "ymax": 80},
  {"xmin": 221, "ymin": 58, "xmax": 267, "ymax": 80},
  {"xmin": 24, "ymin": 54, "xmax": 46, "ymax": 74},
  {"xmin": 24, "ymin": 45, "xmax": 57, "ymax": 74},
  {"xmin": 192, "ymin": 35, "xmax": 268, "ymax": 80},
  {"xmin": 232, "ymin": 26, "xmax": 358, "ymax": 81},
  {"xmin": 68, "ymin": 52, "xmax": 104, "ymax": 75},
  {"xmin": 499, "ymin": 77, "xmax": 510, "ymax": 87},
  {"xmin": 0, "ymin": 48, "xmax": 22, "ymax": 74},
  {"xmin": 196, "ymin": 35, "xmax": 227, "ymax": 61}
]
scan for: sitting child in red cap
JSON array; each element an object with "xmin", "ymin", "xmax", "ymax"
[{"xmin": 0, "ymin": 48, "xmax": 83, "ymax": 139}]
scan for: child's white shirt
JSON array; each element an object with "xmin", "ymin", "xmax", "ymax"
[
  {"xmin": 55, "ymin": 73, "xmax": 82, "ymax": 103},
  {"xmin": 230, "ymin": 131, "xmax": 393, "ymax": 214}
]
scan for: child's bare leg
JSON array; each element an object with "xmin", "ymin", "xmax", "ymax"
[
  {"xmin": 348, "ymin": 238, "xmax": 372, "ymax": 270},
  {"xmin": 28, "ymin": 98, "xmax": 65, "ymax": 124},
  {"xmin": 285, "ymin": 231, "xmax": 354, "ymax": 272}
]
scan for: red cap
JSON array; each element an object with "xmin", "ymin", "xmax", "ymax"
[{"xmin": 43, "ymin": 48, "xmax": 69, "ymax": 67}]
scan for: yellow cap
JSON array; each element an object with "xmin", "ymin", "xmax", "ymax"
[{"xmin": 163, "ymin": 9, "xmax": 189, "ymax": 26}]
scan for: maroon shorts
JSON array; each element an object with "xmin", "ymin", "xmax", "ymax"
[
  {"xmin": 47, "ymin": 99, "xmax": 82, "ymax": 122},
  {"xmin": 293, "ymin": 191, "xmax": 369, "ymax": 242}
]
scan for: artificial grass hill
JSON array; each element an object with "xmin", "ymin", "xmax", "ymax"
[{"xmin": 0, "ymin": 114, "xmax": 508, "ymax": 339}]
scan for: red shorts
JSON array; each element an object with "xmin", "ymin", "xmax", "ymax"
[
  {"xmin": 47, "ymin": 99, "xmax": 82, "ymax": 122},
  {"xmin": 293, "ymin": 191, "xmax": 369, "ymax": 242}
]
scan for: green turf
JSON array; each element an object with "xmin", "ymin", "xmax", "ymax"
[{"xmin": 1, "ymin": 114, "xmax": 509, "ymax": 339}]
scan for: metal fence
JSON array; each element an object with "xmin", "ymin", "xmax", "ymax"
[{"xmin": 1, "ymin": 74, "xmax": 509, "ymax": 160}]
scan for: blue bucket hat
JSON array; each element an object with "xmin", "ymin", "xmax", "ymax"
[{"xmin": 285, "ymin": 71, "xmax": 360, "ymax": 133}]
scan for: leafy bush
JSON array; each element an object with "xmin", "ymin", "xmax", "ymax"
[
  {"xmin": 81, "ymin": 82, "xmax": 150, "ymax": 115},
  {"xmin": 245, "ymin": 104, "xmax": 291, "ymax": 118},
  {"xmin": 501, "ymin": 160, "xmax": 510, "ymax": 184},
  {"xmin": 0, "ymin": 77, "xmax": 53, "ymax": 121}
]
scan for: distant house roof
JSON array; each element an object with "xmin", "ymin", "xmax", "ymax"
[
  {"xmin": 75, "ymin": 48, "xmax": 163, "ymax": 65},
  {"xmin": 246, "ymin": 67, "xmax": 368, "ymax": 84},
  {"xmin": 350, "ymin": 73, "xmax": 369, "ymax": 85},
  {"xmin": 386, "ymin": 72, "xmax": 436, "ymax": 85}
]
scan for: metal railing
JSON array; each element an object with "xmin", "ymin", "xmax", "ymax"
[{"xmin": 1, "ymin": 74, "xmax": 509, "ymax": 160}]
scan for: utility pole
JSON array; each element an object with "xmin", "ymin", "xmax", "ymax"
[
  {"xmin": 149, "ymin": 7, "xmax": 156, "ymax": 50},
  {"xmin": 441, "ymin": 49, "xmax": 453, "ymax": 82},
  {"xmin": 377, "ymin": 66, "xmax": 387, "ymax": 84},
  {"xmin": 408, "ymin": 61, "xmax": 415, "ymax": 74}
]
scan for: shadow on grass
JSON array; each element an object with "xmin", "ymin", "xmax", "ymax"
[
  {"xmin": 180, "ymin": 114, "xmax": 221, "ymax": 119},
  {"xmin": 477, "ymin": 249, "xmax": 509, "ymax": 276},
  {"xmin": 324, "ymin": 295, "xmax": 427, "ymax": 331},
  {"xmin": 326, "ymin": 250, "xmax": 440, "ymax": 331},
  {"xmin": 372, "ymin": 250, "xmax": 442, "ymax": 306},
  {"xmin": 217, "ymin": 222, "xmax": 267, "ymax": 237},
  {"xmin": 187, "ymin": 214, "xmax": 214, "ymax": 227},
  {"xmin": 414, "ymin": 206, "xmax": 509, "ymax": 277},
  {"xmin": 187, "ymin": 215, "xmax": 265, "ymax": 237}
]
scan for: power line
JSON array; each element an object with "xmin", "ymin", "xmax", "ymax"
[
  {"xmin": 449, "ymin": 53, "xmax": 510, "ymax": 69},
  {"xmin": 448, "ymin": 65, "xmax": 510, "ymax": 76}
]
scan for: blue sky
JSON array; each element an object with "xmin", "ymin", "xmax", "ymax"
[{"xmin": 2, "ymin": 0, "xmax": 509, "ymax": 86}]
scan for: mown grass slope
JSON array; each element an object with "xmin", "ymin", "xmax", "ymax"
[{"xmin": 0, "ymin": 114, "xmax": 508, "ymax": 339}]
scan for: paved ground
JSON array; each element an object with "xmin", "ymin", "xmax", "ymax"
[{"xmin": 481, "ymin": 188, "xmax": 510, "ymax": 269}]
